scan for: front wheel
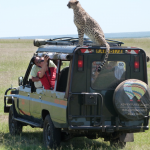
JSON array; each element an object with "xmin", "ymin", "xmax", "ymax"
[
  {"xmin": 43, "ymin": 114, "xmax": 61, "ymax": 149},
  {"xmin": 9, "ymin": 105, "xmax": 22, "ymax": 135}
]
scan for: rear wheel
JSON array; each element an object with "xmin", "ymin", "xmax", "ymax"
[
  {"xmin": 43, "ymin": 114, "xmax": 61, "ymax": 149},
  {"xmin": 9, "ymin": 105, "xmax": 22, "ymax": 135},
  {"xmin": 110, "ymin": 138, "xmax": 126, "ymax": 149}
]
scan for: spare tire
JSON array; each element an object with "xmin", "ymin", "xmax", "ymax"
[{"xmin": 113, "ymin": 79, "xmax": 150, "ymax": 120}]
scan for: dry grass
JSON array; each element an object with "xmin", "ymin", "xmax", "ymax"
[
  {"xmin": 115, "ymin": 38, "xmax": 150, "ymax": 85},
  {"xmin": 118, "ymin": 38, "xmax": 150, "ymax": 55},
  {"xmin": 0, "ymin": 39, "xmax": 37, "ymax": 114}
]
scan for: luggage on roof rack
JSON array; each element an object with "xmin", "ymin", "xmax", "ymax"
[{"xmin": 33, "ymin": 37, "xmax": 124, "ymax": 47}]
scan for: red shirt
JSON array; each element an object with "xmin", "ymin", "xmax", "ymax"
[{"xmin": 37, "ymin": 67, "xmax": 56, "ymax": 90}]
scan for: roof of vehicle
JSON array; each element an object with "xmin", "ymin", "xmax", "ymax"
[{"xmin": 35, "ymin": 37, "xmax": 125, "ymax": 54}]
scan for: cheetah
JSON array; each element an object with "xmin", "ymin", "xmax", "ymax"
[{"xmin": 67, "ymin": 0, "xmax": 110, "ymax": 71}]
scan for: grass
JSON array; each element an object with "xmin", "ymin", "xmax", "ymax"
[{"xmin": 0, "ymin": 38, "xmax": 150, "ymax": 149}]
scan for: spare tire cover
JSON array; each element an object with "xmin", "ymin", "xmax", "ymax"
[{"xmin": 113, "ymin": 79, "xmax": 150, "ymax": 120}]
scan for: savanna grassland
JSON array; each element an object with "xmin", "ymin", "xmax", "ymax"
[{"xmin": 0, "ymin": 38, "xmax": 150, "ymax": 150}]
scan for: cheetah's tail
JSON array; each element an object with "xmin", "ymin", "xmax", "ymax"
[{"xmin": 98, "ymin": 43, "xmax": 110, "ymax": 71}]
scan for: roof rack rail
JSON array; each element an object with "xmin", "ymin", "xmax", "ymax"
[
  {"xmin": 106, "ymin": 39, "xmax": 124, "ymax": 46},
  {"xmin": 34, "ymin": 37, "xmax": 124, "ymax": 47}
]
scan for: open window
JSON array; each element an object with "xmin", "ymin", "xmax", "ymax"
[
  {"xmin": 22, "ymin": 59, "xmax": 35, "ymax": 91},
  {"xmin": 22, "ymin": 53, "xmax": 72, "ymax": 93},
  {"xmin": 56, "ymin": 60, "xmax": 70, "ymax": 92}
]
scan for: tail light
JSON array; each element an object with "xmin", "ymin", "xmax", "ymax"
[
  {"xmin": 134, "ymin": 55, "xmax": 140, "ymax": 72},
  {"xmin": 78, "ymin": 55, "xmax": 84, "ymax": 71}
]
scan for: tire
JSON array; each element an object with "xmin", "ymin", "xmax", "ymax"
[
  {"xmin": 110, "ymin": 138, "xmax": 126, "ymax": 149},
  {"xmin": 9, "ymin": 105, "xmax": 22, "ymax": 135},
  {"xmin": 43, "ymin": 114, "xmax": 61, "ymax": 149},
  {"xmin": 113, "ymin": 79, "xmax": 150, "ymax": 120}
]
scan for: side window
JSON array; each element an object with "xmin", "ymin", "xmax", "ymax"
[
  {"xmin": 24, "ymin": 59, "xmax": 70, "ymax": 92},
  {"xmin": 23, "ymin": 64, "xmax": 34, "ymax": 88},
  {"xmin": 60, "ymin": 61, "xmax": 70, "ymax": 70},
  {"xmin": 91, "ymin": 61, "xmax": 126, "ymax": 90},
  {"xmin": 57, "ymin": 61, "xmax": 70, "ymax": 92}
]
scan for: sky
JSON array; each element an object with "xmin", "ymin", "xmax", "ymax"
[{"xmin": 0, "ymin": 0, "xmax": 150, "ymax": 37}]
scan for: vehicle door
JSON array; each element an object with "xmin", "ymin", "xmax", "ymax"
[
  {"xmin": 86, "ymin": 50, "xmax": 131, "ymax": 118},
  {"xmin": 18, "ymin": 85, "xmax": 32, "ymax": 120},
  {"xmin": 17, "ymin": 61, "xmax": 37, "ymax": 121},
  {"xmin": 30, "ymin": 88, "xmax": 43, "ymax": 123},
  {"xmin": 29, "ymin": 60, "xmax": 69, "ymax": 125}
]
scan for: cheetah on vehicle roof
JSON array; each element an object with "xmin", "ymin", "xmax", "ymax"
[{"xmin": 67, "ymin": 0, "xmax": 110, "ymax": 70}]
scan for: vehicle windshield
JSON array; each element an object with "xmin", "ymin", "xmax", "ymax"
[{"xmin": 91, "ymin": 61, "xmax": 126, "ymax": 90}]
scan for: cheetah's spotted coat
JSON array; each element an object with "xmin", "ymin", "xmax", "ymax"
[{"xmin": 67, "ymin": 0, "xmax": 110, "ymax": 70}]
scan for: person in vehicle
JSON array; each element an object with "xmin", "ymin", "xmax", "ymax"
[
  {"xmin": 37, "ymin": 55, "xmax": 57, "ymax": 90},
  {"xmin": 31, "ymin": 56, "xmax": 56, "ymax": 88}
]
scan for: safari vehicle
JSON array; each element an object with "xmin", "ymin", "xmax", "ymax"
[{"xmin": 4, "ymin": 37, "xmax": 150, "ymax": 149}]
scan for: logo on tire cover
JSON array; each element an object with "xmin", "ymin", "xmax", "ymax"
[{"xmin": 123, "ymin": 80, "xmax": 147, "ymax": 101}]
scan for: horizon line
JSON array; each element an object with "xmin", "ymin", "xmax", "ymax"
[{"xmin": 1, "ymin": 31, "xmax": 150, "ymax": 39}]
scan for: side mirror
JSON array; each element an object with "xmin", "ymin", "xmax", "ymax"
[
  {"xmin": 18, "ymin": 77, "xmax": 23, "ymax": 86},
  {"xmin": 147, "ymin": 56, "xmax": 150, "ymax": 62}
]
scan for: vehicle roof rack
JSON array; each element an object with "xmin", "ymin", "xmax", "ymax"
[
  {"xmin": 105, "ymin": 39, "xmax": 124, "ymax": 46},
  {"xmin": 34, "ymin": 37, "xmax": 124, "ymax": 47}
]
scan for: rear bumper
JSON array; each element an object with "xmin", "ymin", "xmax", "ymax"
[{"xmin": 69, "ymin": 125, "xmax": 149, "ymax": 132}]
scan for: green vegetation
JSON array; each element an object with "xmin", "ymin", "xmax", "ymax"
[{"xmin": 0, "ymin": 38, "xmax": 150, "ymax": 149}]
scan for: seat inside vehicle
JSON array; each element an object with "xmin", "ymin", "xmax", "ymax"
[{"xmin": 58, "ymin": 67, "xmax": 69, "ymax": 92}]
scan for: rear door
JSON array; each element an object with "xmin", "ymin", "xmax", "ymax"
[
  {"xmin": 86, "ymin": 50, "xmax": 131, "ymax": 118},
  {"xmin": 68, "ymin": 49, "xmax": 131, "ymax": 127}
]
